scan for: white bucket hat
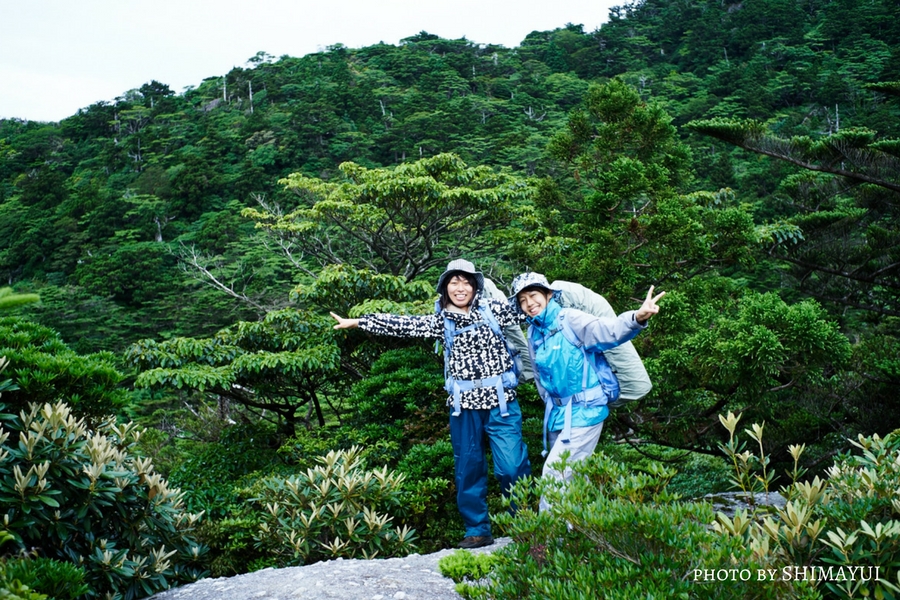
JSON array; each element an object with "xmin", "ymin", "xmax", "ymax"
[{"xmin": 436, "ymin": 259, "xmax": 485, "ymax": 293}]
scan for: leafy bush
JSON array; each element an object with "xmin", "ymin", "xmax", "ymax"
[
  {"xmin": 250, "ymin": 446, "xmax": 416, "ymax": 565},
  {"xmin": 599, "ymin": 440, "xmax": 733, "ymax": 498},
  {"xmin": 0, "ymin": 401, "xmax": 208, "ymax": 599},
  {"xmin": 166, "ymin": 423, "xmax": 282, "ymax": 519},
  {"xmin": 439, "ymin": 550, "xmax": 499, "ymax": 583},
  {"xmin": 2, "ymin": 557, "xmax": 88, "ymax": 600},
  {"xmin": 0, "ymin": 578, "xmax": 45, "ymax": 600},
  {"xmin": 0, "ymin": 358, "xmax": 14, "ymax": 396},
  {"xmin": 393, "ymin": 441, "xmax": 460, "ymax": 552},
  {"xmin": 0, "ymin": 319, "xmax": 126, "ymax": 422},
  {"xmin": 396, "ymin": 441, "xmax": 455, "ymax": 481},
  {"xmin": 714, "ymin": 413, "xmax": 900, "ymax": 599},
  {"xmin": 195, "ymin": 516, "xmax": 272, "ymax": 578},
  {"xmin": 460, "ymin": 452, "xmax": 814, "ymax": 599},
  {"xmin": 345, "ymin": 347, "xmax": 445, "ymax": 433}
]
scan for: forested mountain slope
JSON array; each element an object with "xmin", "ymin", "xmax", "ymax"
[
  {"xmin": 2, "ymin": 0, "xmax": 898, "ymax": 351},
  {"xmin": 1, "ymin": 1, "xmax": 900, "ymax": 595}
]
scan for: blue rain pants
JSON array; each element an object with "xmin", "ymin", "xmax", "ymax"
[{"xmin": 449, "ymin": 400, "xmax": 531, "ymax": 537}]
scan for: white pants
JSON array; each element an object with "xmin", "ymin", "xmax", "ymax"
[{"xmin": 539, "ymin": 422, "xmax": 604, "ymax": 513}]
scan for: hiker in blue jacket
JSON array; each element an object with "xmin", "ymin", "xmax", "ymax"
[
  {"xmin": 510, "ymin": 272, "xmax": 664, "ymax": 511},
  {"xmin": 331, "ymin": 259, "xmax": 531, "ymax": 549}
]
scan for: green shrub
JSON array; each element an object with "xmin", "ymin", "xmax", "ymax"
[
  {"xmin": 0, "ymin": 579, "xmax": 45, "ymax": 600},
  {"xmin": 0, "ymin": 319, "xmax": 126, "ymax": 422},
  {"xmin": 396, "ymin": 441, "xmax": 455, "ymax": 481},
  {"xmin": 276, "ymin": 422, "xmax": 407, "ymax": 471},
  {"xmin": 2, "ymin": 557, "xmax": 88, "ymax": 600},
  {"xmin": 394, "ymin": 441, "xmax": 461, "ymax": 551},
  {"xmin": 250, "ymin": 446, "xmax": 416, "ymax": 565},
  {"xmin": 0, "ymin": 358, "xmax": 14, "ymax": 396},
  {"xmin": 439, "ymin": 550, "xmax": 499, "ymax": 583},
  {"xmin": 345, "ymin": 347, "xmax": 444, "ymax": 432},
  {"xmin": 598, "ymin": 440, "xmax": 733, "ymax": 498},
  {"xmin": 0, "ymin": 401, "xmax": 208, "ymax": 599},
  {"xmin": 166, "ymin": 423, "xmax": 281, "ymax": 519},
  {"xmin": 460, "ymin": 452, "xmax": 814, "ymax": 599},
  {"xmin": 714, "ymin": 414, "xmax": 900, "ymax": 599},
  {"xmin": 196, "ymin": 516, "xmax": 271, "ymax": 578},
  {"xmin": 818, "ymin": 433, "xmax": 900, "ymax": 598}
]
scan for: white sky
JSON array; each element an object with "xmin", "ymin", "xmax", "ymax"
[{"xmin": 0, "ymin": 0, "xmax": 618, "ymax": 123}]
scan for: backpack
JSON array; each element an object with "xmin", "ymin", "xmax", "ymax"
[
  {"xmin": 434, "ymin": 286, "xmax": 523, "ymax": 418},
  {"xmin": 483, "ymin": 277, "xmax": 533, "ymax": 382},
  {"xmin": 552, "ymin": 280, "xmax": 652, "ymax": 406},
  {"xmin": 527, "ymin": 306, "xmax": 623, "ymax": 454}
]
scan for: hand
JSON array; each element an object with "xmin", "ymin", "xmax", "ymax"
[
  {"xmin": 635, "ymin": 286, "xmax": 665, "ymax": 324},
  {"xmin": 330, "ymin": 312, "xmax": 360, "ymax": 329}
]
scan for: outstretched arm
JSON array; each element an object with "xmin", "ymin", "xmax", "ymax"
[
  {"xmin": 635, "ymin": 286, "xmax": 665, "ymax": 325},
  {"xmin": 569, "ymin": 285, "xmax": 665, "ymax": 351},
  {"xmin": 330, "ymin": 312, "xmax": 360, "ymax": 329},
  {"xmin": 331, "ymin": 311, "xmax": 442, "ymax": 338}
]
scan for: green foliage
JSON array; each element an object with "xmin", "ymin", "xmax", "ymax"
[
  {"xmin": 293, "ymin": 264, "xmax": 434, "ymax": 319},
  {"xmin": 0, "ymin": 401, "xmax": 208, "ymax": 599},
  {"xmin": 598, "ymin": 441, "xmax": 733, "ymax": 498},
  {"xmin": 0, "ymin": 576, "xmax": 45, "ymax": 600},
  {"xmin": 0, "ymin": 318, "xmax": 126, "ymax": 422},
  {"xmin": 129, "ymin": 308, "xmax": 342, "ymax": 434},
  {"xmin": 73, "ymin": 243, "xmax": 176, "ymax": 307},
  {"xmin": 715, "ymin": 417, "xmax": 900, "ymax": 599},
  {"xmin": 438, "ymin": 550, "xmax": 499, "ymax": 583},
  {"xmin": 1, "ymin": 557, "xmax": 88, "ymax": 600},
  {"xmin": 461, "ymin": 452, "xmax": 811, "ymax": 599},
  {"xmin": 818, "ymin": 434, "xmax": 900, "ymax": 600},
  {"xmin": 249, "ymin": 446, "xmax": 416, "ymax": 565},
  {"xmin": 0, "ymin": 358, "xmax": 14, "ymax": 397},
  {"xmin": 165, "ymin": 423, "xmax": 281, "ymax": 519},
  {"xmin": 346, "ymin": 347, "xmax": 444, "ymax": 431},
  {"xmin": 688, "ymin": 104, "xmax": 900, "ymax": 323},
  {"xmin": 519, "ymin": 79, "xmax": 756, "ymax": 311},
  {"xmin": 647, "ymin": 279, "xmax": 853, "ymax": 461},
  {"xmin": 687, "ymin": 118, "xmax": 768, "ymax": 147},
  {"xmin": 247, "ymin": 153, "xmax": 532, "ymax": 279},
  {"xmin": 3, "ymin": 8, "xmax": 900, "ymax": 592},
  {"xmin": 0, "ymin": 290, "xmax": 39, "ymax": 313},
  {"xmin": 194, "ymin": 516, "xmax": 272, "ymax": 578},
  {"xmin": 394, "ymin": 441, "xmax": 459, "ymax": 551}
]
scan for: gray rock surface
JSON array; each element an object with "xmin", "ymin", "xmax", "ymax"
[
  {"xmin": 703, "ymin": 491, "xmax": 787, "ymax": 519},
  {"xmin": 150, "ymin": 538, "xmax": 510, "ymax": 600}
]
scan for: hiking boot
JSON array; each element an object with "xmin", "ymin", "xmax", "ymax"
[{"xmin": 458, "ymin": 535, "xmax": 494, "ymax": 549}]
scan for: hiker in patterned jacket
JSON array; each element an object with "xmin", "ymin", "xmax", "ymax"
[{"xmin": 330, "ymin": 259, "xmax": 531, "ymax": 549}]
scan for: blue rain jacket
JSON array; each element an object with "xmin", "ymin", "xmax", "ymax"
[{"xmin": 527, "ymin": 297, "xmax": 644, "ymax": 431}]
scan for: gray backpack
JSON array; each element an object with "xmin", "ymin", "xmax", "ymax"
[{"xmin": 483, "ymin": 278, "xmax": 534, "ymax": 382}]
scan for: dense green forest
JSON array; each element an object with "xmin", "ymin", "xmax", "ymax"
[{"xmin": 1, "ymin": 0, "xmax": 900, "ymax": 597}]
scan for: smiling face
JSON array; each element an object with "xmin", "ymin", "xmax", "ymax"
[
  {"xmin": 517, "ymin": 287, "xmax": 552, "ymax": 317},
  {"xmin": 445, "ymin": 274, "xmax": 475, "ymax": 309}
]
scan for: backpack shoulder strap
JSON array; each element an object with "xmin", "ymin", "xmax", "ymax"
[
  {"xmin": 557, "ymin": 309, "xmax": 584, "ymax": 350},
  {"xmin": 526, "ymin": 323, "xmax": 550, "ymax": 398}
]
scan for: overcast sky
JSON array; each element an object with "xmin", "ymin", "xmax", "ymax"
[{"xmin": 1, "ymin": 0, "xmax": 618, "ymax": 123}]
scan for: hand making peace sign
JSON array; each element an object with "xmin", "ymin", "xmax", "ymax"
[{"xmin": 635, "ymin": 286, "xmax": 665, "ymax": 324}]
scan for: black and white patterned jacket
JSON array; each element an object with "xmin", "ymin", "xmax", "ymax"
[{"xmin": 359, "ymin": 296, "xmax": 523, "ymax": 411}]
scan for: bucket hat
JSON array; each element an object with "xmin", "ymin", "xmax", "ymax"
[
  {"xmin": 510, "ymin": 272, "xmax": 554, "ymax": 297},
  {"xmin": 436, "ymin": 259, "xmax": 485, "ymax": 293},
  {"xmin": 509, "ymin": 272, "xmax": 557, "ymax": 313}
]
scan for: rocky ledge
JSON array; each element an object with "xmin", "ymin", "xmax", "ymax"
[{"xmin": 149, "ymin": 538, "xmax": 511, "ymax": 600}]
